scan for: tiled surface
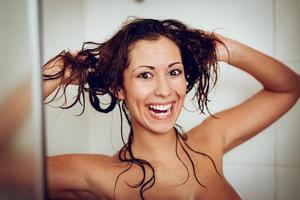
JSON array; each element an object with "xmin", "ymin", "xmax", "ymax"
[
  {"xmin": 43, "ymin": 0, "xmax": 90, "ymax": 155},
  {"xmin": 45, "ymin": 87, "xmax": 90, "ymax": 156},
  {"xmin": 45, "ymin": 104, "xmax": 90, "ymax": 155},
  {"xmin": 275, "ymin": 0, "xmax": 300, "ymax": 62},
  {"xmin": 150, "ymin": 0, "xmax": 273, "ymax": 55},
  {"xmin": 276, "ymin": 166, "xmax": 300, "ymax": 200},
  {"xmin": 224, "ymin": 163, "xmax": 275, "ymax": 200},
  {"xmin": 43, "ymin": 0, "xmax": 84, "ymax": 60},
  {"xmin": 84, "ymin": 0, "xmax": 273, "ymax": 55},
  {"xmin": 87, "ymin": 105, "xmax": 122, "ymax": 154},
  {"xmin": 208, "ymin": 63, "xmax": 263, "ymax": 113},
  {"xmin": 84, "ymin": 0, "xmax": 141, "ymax": 41},
  {"xmin": 224, "ymin": 126, "xmax": 275, "ymax": 165}
]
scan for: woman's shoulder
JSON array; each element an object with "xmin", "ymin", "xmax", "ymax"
[
  {"xmin": 47, "ymin": 153, "xmax": 123, "ymax": 199},
  {"xmin": 186, "ymin": 119, "xmax": 224, "ymax": 150},
  {"xmin": 185, "ymin": 121, "xmax": 225, "ymax": 172}
]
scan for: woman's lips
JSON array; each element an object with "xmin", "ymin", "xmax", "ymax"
[{"xmin": 147, "ymin": 102, "xmax": 175, "ymax": 120}]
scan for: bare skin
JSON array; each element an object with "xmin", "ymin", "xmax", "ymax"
[{"xmin": 45, "ymin": 34, "xmax": 300, "ymax": 200}]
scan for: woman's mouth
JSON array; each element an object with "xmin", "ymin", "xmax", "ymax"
[{"xmin": 148, "ymin": 103, "xmax": 173, "ymax": 119}]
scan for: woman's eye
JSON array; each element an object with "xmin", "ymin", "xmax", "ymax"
[
  {"xmin": 169, "ymin": 69, "xmax": 182, "ymax": 76},
  {"xmin": 137, "ymin": 72, "xmax": 153, "ymax": 79}
]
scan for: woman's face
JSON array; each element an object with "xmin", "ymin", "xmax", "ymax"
[{"xmin": 119, "ymin": 36, "xmax": 187, "ymax": 134}]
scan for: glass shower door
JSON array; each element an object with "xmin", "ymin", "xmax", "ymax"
[{"xmin": 0, "ymin": 0, "xmax": 46, "ymax": 199}]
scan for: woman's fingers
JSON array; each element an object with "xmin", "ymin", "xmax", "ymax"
[{"xmin": 203, "ymin": 30, "xmax": 231, "ymax": 63}]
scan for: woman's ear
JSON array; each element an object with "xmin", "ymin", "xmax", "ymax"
[{"xmin": 116, "ymin": 88, "xmax": 126, "ymax": 100}]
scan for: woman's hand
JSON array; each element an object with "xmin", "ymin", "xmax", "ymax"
[
  {"xmin": 42, "ymin": 51, "xmax": 80, "ymax": 99},
  {"xmin": 43, "ymin": 51, "xmax": 80, "ymax": 85},
  {"xmin": 206, "ymin": 32, "xmax": 233, "ymax": 63},
  {"xmin": 215, "ymin": 35, "xmax": 232, "ymax": 63}
]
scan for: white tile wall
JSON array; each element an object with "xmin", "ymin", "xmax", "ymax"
[
  {"xmin": 224, "ymin": 127, "xmax": 275, "ymax": 165},
  {"xmin": 84, "ymin": 0, "xmax": 273, "ymax": 54},
  {"xmin": 86, "ymin": 105, "xmax": 119, "ymax": 154},
  {"xmin": 43, "ymin": 0, "xmax": 90, "ymax": 156},
  {"xmin": 275, "ymin": 0, "xmax": 300, "ymax": 197},
  {"xmin": 275, "ymin": 0, "xmax": 300, "ymax": 62},
  {"xmin": 45, "ymin": 104, "xmax": 90, "ymax": 155},
  {"xmin": 276, "ymin": 166, "xmax": 300, "ymax": 200},
  {"xmin": 136, "ymin": 0, "xmax": 274, "ymax": 55},
  {"xmin": 224, "ymin": 163, "xmax": 275, "ymax": 200},
  {"xmin": 43, "ymin": 0, "xmax": 85, "ymax": 60}
]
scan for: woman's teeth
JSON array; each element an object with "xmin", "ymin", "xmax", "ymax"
[
  {"xmin": 149, "ymin": 104, "xmax": 172, "ymax": 116},
  {"xmin": 149, "ymin": 104, "xmax": 172, "ymax": 111}
]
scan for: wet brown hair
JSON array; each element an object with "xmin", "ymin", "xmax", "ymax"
[{"xmin": 44, "ymin": 18, "xmax": 223, "ymax": 200}]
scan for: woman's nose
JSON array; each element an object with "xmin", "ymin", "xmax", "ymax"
[{"xmin": 154, "ymin": 76, "xmax": 171, "ymax": 98}]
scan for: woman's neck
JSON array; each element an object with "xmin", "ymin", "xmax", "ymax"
[{"xmin": 130, "ymin": 124, "xmax": 178, "ymax": 163}]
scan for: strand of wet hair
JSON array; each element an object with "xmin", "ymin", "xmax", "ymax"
[
  {"xmin": 115, "ymin": 134, "xmax": 156, "ymax": 200},
  {"xmin": 175, "ymin": 126, "xmax": 222, "ymax": 177},
  {"xmin": 43, "ymin": 50, "xmax": 93, "ymax": 116},
  {"xmin": 172, "ymin": 128, "xmax": 190, "ymax": 186},
  {"xmin": 175, "ymin": 129, "xmax": 206, "ymax": 188},
  {"xmin": 113, "ymin": 103, "xmax": 133, "ymax": 200},
  {"xmin": 120, "ymin": 101, "xmax": 156, "ymax": 195},
  {"xmin": 114, "ymin": 102, "xmax": 156, "ymax": 200},
  {"xmin": 127, "ymin": 137, "xmax": 156, "ymax": 198}
]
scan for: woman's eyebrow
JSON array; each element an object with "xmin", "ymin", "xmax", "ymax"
[{"xmin": 134, "ymin": 61, "xmax": 183, "ymax": 71}]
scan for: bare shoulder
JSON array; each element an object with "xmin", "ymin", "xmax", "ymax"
[
  {"xmin": 185, "ymin": 119, "xmax": 225, "ymax": 173},
  {"xmin": 47, "ymin": 154, "xmax": 117, "ymax": 199},
  {"xmin": 186, "ymin": 118, "xmax": 224, "ymax": 152}
]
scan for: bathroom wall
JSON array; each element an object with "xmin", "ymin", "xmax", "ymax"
[
  {"xmin": 44, "ymin": 0, "xmax": 300, "ymax": 199},
  {"xmin": 43, "ymin": 0, "xmax": 91, "ymax": 155}
]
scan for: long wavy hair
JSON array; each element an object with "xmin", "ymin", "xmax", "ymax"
[{"xmin": 44, "ymin": 17, "xmax": 223, "ymax": 199}]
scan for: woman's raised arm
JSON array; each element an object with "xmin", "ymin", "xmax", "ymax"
[{"xmin": 202, "ymin": 34, "xmax": 300, "ymax": 153}]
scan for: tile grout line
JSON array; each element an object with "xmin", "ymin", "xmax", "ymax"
[
  {"xmin": 274, "ymin": 125, "xmax": 278, "ymax": 200},
  {"xmin": 224, "ymin": 161, "xmax": 300, "ymax": 168},
  {"xmin": 272, "ymin": 1, "xmax": 278, "ymax": 200}
]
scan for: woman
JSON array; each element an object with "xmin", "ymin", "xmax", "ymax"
[{"xmin": 43, "ymin": 18, "xmax": 300, "ymax": 200}]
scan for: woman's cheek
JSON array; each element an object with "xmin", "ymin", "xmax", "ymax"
[
  {"xmin": 172, "ymin": 78, "xmax": 187, "ymax": 96},
  {"xmin": 129, "ymin": 80, "xmax": 154, "ymax": 97}
]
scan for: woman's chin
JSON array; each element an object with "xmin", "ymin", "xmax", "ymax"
[{"xmin": 146, "ymin": 123, "xmax": 175, "ymax": 135}]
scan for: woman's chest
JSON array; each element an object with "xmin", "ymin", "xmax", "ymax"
[
  {"xmin": 97, "ymin": 177, "xmax": 241, "ymax": 200},
  {"xmin": 89, "ymin": 135, "xmax": 240, "ymax": 200},
  {"xmin": 143, "ymin": 167, "xmax": 241, "ymax": 200},
  {"xmin": 92, "ymin": 161, "xmax": 241, "ymax": 200}
]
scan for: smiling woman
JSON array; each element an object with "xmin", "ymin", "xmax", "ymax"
[
  {"xmin": 43, "ymin": 18, "xmax": 300, "ymax": 200},
  {"xmin": 119, "ymin": 37, "xmax": 187, "ymax": 134}
]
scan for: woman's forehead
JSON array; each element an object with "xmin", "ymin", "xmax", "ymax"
[{"xmin": 128, "ymin": 37, "xmax": 182, "ymax": 68}]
